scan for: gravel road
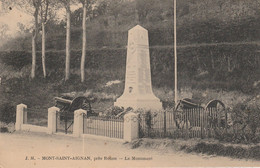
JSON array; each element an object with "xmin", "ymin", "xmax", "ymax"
[{"xmin": 0, "ymin": 132, "xmax": 259, "ymax": 168}]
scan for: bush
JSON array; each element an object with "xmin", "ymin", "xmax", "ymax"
[
  {"xmin": 214, "ymin": 100, "xmax": 260, "ymax": 144},
  {"xmin": 0, "ymin": 127, "xmax": 9, "ymax": 132},
  {"xmin": 0, "ymin": 51, "xmax": 31, "ymax": 70},
  {"xmin": 0, "ymin": 103, "xmax": 16, "ymax": 124}
]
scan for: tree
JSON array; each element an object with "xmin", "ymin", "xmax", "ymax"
[
  {"xmin": 77, "ymin": 0, "xmax": 94, "ymax": 82},
  {"xmin": 59, "ymin": 0, "xmax": 72, "ymax": 81},
  {"xmin": 31, "ymin": 0, "xmax": 41, "ymax": 79},
  {"xmin": 40, "ymin": 0, "xmax": 50, "ymax": 78},
  {"xmin": 25, "ymin": 0, "xmax": 41, "ymax": 79},
  {"xmin": 81, "ymin": 0, "xmax": 87, "ymax": 82},
  {"xmin": 71, "ymin": 8, "xmax": 83, "ymax": 27},
  {"xmin": 95, "ymin": 0, "xmax": 108, "ymax": 16}
]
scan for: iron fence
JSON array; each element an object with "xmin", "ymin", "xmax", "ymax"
[
  {"xmin": 139, "ymin": 107, "xmax": 226, "ymax": 139},
  {"xmin": 139, "ymin": 111, "xmax": 175, "ymax": 138},
  {"xmin": 83, "ymin": 115, "xmax": 124, "ymax": 139}
]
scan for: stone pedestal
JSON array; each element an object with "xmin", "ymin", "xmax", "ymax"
[
  {"xmin": 48, "ymin": 106, "xmax": 59, "ymax": 134},
  {"xmin": 124, "ymin": 112, "xmax": 139, "ymax": 142},
  {"xmin": 114, "ymin": 25, "xmax": 162, "ymax": 110},
  {"xmin": 15, "ymin": 104, "xmax": 27, "ymax": 131},
  {"xmin": 73, "ymin": 109, "xmax": 86, "ymax": 137}
]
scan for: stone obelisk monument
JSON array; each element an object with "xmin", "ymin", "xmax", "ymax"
[{"xmin": 114, "ymin": 25, "xmax": 162, "ymax": 110}]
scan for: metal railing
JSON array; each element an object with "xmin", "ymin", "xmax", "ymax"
[
  {"xmin": 139, "ymin": 107, "xmax": 226, "ymax": 139},
  {"xmin": 83, "ymin": 115, "xmax": 124, "ymax": 139}
]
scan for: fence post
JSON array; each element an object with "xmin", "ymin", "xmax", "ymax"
[
  {"xmin": 124, "ymin": 112, "xmax": 139, "ymax": 142},
  {"xmin": 73, "ymin": 109, "xmax": 86, "ymax": 137},
  {"xmin": 225, "ymin": 110, "xmax": 228, "ymax": 134},
  {"xmin": 48, "ymin": 106, "xmax": 59, "ymax": 134},
  {"xmin": 200, "ymin": 108, "xmax": 204, "ymax": 139},
  {"xmin": 164, "ymin": 111, "xmax": 166, "ymax": 137},
  {"xmin": 15, "ymin": 104, "xmax": 27, "ymax": 131}
]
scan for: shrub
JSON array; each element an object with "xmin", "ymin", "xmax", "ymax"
[
  {"xmin": 0, "ymin": 127, "xmax": 9, "ymax": 132},
  {"xmin": 0, "ymin": 103, "xmax": 16, "ymax": 124},
  {"xmin": 0, "ymin": 51, "xmax": 31, "ymax": 70},
  {"xmin": 214, "ymin": 100, "xmax": 260, "ymax": 144}
]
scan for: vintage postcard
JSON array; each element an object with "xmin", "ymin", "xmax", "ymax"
[{"xmin": 0, "ymin": 0, "xmax": 259, "ymax": 167}]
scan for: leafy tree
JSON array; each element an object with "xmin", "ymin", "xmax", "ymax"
[
  {"xmin": 95, "ymin": 0, "xmax": 108, "ymax": 16},
  {"xmin": 71, "ymin": 8, "xmax": 83, "ymax": 27}
]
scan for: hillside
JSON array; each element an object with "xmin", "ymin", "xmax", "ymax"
[
  {"xmin": 0, "ymin": 0, "xmax": 259, "ymax": 93},
  {"xmin": 0, "ymin": 0, "xmax": 259, "ymax": 50}
]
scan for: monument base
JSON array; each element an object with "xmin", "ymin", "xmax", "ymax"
[{"xmin": 114, "ymin": 96, "xmax": 162, "ymax": 111}]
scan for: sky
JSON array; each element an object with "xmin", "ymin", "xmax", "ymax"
[
  {"xmin": 0, "ymin": 1, "xmax": 32, "ymax": 36},
  {"xmin": 0, "ymin": 2, "xmax": 80, "ymax": 37}
]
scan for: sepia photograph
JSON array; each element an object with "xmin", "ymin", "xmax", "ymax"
[{"xmin": 0, "ymin": 0, "xmax": 259, "ymax": 167}]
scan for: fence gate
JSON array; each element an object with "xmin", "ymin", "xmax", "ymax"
[
  {"xmin": 139, "ymin": 111, "xmax": 175, "ymax": 138},
  {"xmin": 56, "ymin": 111, "xmax": 74, "ymax": 134},
  {"xmin": 83, "ymin": 115, "xmax": 124, "ymax": 139}
]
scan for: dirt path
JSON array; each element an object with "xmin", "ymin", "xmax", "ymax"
[{"xmin": 0, "ymin": 132, "xmax": 259, "ymax": 168}]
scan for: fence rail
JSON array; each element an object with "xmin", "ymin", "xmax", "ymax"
[{"xmin": 83, "ymin": 116, "xmax": 124, "ymax": 139}]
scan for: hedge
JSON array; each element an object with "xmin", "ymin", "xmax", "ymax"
[{"xmin": 0, "ymin": 44, "xmax": 259, "ymax": 92}]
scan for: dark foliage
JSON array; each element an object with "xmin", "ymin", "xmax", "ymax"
[
  {"xmin": 211, "ymin": 100, "xmax": 260, "ymax": 144},
  {"xmin": 0, "ymin": 43, "xmax": 259, "ymax": 93},
  {"xmin": 0, "ymin": 103, "xmax": 16, "ymax": 124},
  {"xmin": 0, "ymin": 51, "xmax": 31, "ymax": 70}
]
